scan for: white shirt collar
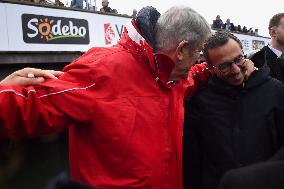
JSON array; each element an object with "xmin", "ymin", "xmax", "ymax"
[{"xmin": 268, "ymin": 45, "xmax": 283, "ymax": 58}]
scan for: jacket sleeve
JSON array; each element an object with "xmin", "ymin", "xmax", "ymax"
[
  {"xmin": 183, "ymin": 97, "xmax": 203, "ymax": 189},
  {"xmin": 274, "ymin": 79, "xmax": 284, "ymax": 147},
  {"xmin": 0, "ymin": 61, "xmax": 97, "ymax": 139},
  {"xmin": 185, "ymin": 63, "xmax": 211, "ymax": 98}
]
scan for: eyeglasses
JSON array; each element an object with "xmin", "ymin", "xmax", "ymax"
[{"xmin": 212, "ymin": 55, "xmax": 246, "ymax": 73}]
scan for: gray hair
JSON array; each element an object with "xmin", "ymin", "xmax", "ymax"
[
  {"xmin": 155, "ymin": 6, "xmax": 211, "ymax": 52},
  {"xmin": 202, "ymin": 30, "xmax": 242, "ymax": 64}
]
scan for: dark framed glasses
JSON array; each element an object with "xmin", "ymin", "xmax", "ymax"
[{"xmin": 213, "ymin": 55, "xmax": 246, "ymax": 73}]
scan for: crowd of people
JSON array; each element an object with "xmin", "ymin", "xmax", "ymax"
[
  {"xmin": 13, "ymin": 0, "xmax": 266, "ymax": 36},
  {"xmin": 1, "ymin": 2, "xmax": 284, "ymax": 189},
  {"xmin": 212, "ymin": 15, "xmax": 260, "ymax": 36},
  {"xmin": 17, "ymin": 0, "xmax": 137, "ymax": 17}
]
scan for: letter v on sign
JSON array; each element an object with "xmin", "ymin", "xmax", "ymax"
[{"xmin": 115, "ymin": 24, "xmax": 124, "ymax": 38}]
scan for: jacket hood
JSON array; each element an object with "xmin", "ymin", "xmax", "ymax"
[
  {"xmin": 118, "ymin": 7, "xmax": 176, "ymax": 88},
  {"xmin": 209, "ymin": 64, "xmax": 271, "ymax": 96},
  {"xmin": 135, "ymin": 6, "xmax": 160, "ymax": 50}
]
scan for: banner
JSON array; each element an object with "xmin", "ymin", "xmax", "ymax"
[
  {"xmin": 233, "ymin": 33, "xmax": 270, "ymax": 54},
  {"xmin": 2, "ymin": 2, "xmax": 130, "ymax": 52},
  {"xmin": 1, "ymin": 1, "xmax": 270, "ymax": 54}
]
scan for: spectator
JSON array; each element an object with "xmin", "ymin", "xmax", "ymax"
[
  {"xmin": 233, "ymin": 25, "xmax": 238, "ymax": 32},
  {"xmin": 236, "ymin": 25, "xmax": 242, "ymax": 33},
  {"xmin": 212, "ymin": 15, "xmax": 223, "ymax": 30},
  {"xmin": 21, "ymin": 0, "xmax": 34, "ymax": 3},
  {"xmin": 70, "ymin": 0, "xmax": 83, "ymax": 9},
  {"xmin": 54, "ymin": 0, "xmax": 64, "ymax": 7},
  {"xmin": 223, "ymin": 18, "xmax": 235, "ymax": 31},
  {"xmin": 254, "ymin": 28, "xmax": 259, "ymax": 36},
  {"xmin": 248, "ymin": 27, "xmax": 254, "ymax": 34},
  {"xmin": 242, "ymin": 25, "xmax": 248, "ymax": 33},
  {"xmin": 39, "ymin": 0, "xmax": 47, "ymax": 5},
  {"xmin": 111, "ymin": 8, "xmax": 118, "ymax": 14},
  {"xmin": 100, "ymin": 0, "xmax": 112, "ymax": 13},
  {"xmin": 132, "ymin": 9, "xmax": 138, "ymax": 17},
  {"xmin": 183, "ymin": 30, "xmax": 284, "ymax": 189},
  {"xmin": 251, "ymin": 13, "xmax": 284, "ymax": 82}
]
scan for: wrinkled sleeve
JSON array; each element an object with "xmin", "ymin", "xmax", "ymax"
[
  {"xmin": 183, "ymin": 97, "xmax": 203, "ymax": 189},
  {"xmin": 0, "ymin": 60, "xmax": 96, "ymax": 139},
  {"xmin": 274, "ymin": 79, "xmax": 284, "ymax": 147},
  {"xmin": 185, "ymin": 63, "xmax": 211, "ymax": 98}
]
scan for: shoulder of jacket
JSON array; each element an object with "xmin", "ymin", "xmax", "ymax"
[{"xmin": 250, "ymin": 47, "xmax": 267, "ymax": 63}]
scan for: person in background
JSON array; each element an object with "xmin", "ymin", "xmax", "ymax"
[
  {"xmin": 70, "ymin": 0, "xmax": 83, "ymax": 9},
  {"xmin": 212, "ymin": 15, "xmax": 223, "ymax": 30},
  {"xmin": 38, "ymin": 0, "xmax": 47, "ymax": 5},
  {"xmin": 223, "ymin": 18, "xmax": 235, "ymax": 31},
  {"xmin": 242, "ymin": 26, "xmax": 248, "ymax": 33},
  {"xmin": 254, "ymin": 28, "xmax": 259, "ymax": 36},
  {"xmin": 132, "ymin": 9, "xmax": 138, "ymax": 17},
  {"xmin": 112, "ymin": 8, "xmax": 118, "ymax": 14},
  {"xmin": 248, "ymin": 27, "xmax": 254, "ymax": 34},
  {"xmin": 99, "ymin": 0, "xmax": 112, "ymax": 13},
  {"xmin": 236, "ymin": 25, "xmax": 242, "ymax": 33},
  {"xmin": 250, "ymin": 15, "xmax": 284, "ymax": 176},
  {"xmin": 251, "ymin": 13, "xmax": 284, "ymax": 82},
  {"xmin": 54, "ymin": 0, "xmax": 64, "ymax": 7}
]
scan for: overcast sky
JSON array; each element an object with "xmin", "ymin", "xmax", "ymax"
[{"xmin": 64, "ymin": 0, "xmax": 284, "ymax": 37}]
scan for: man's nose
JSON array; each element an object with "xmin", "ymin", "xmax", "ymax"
[{"xmin": 230, "ymin": 63, "xmax": 241, "ymax": 73}]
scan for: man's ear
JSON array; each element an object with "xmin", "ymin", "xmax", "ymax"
[
  {"xmin": 269, "ymin": 27, "xmax": 277, "ymax": 38},
  {"xmin": 176, "ymin": 40, "xmax": 189, "ymax": 61}
]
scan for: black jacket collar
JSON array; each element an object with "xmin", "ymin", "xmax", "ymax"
[
  {"xmin": 208, "ymin": 65, "xmax": 271, "ymax": 96},
  {"xmin": 252, "ymin": 46, "xmax": 284, "ymax": 82}
]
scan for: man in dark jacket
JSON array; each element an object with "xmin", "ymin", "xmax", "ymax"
[
  {"xmin": 251, "ymin": 13, "xmax": 284, "ymax": 82},
  {"xmin": 183, "ymin": 30, "xmax": 284, "ymax": 189},
  {"xmin": 99, "ymin": 0, "xmax": 112, "ymax": 13},
  {"xmin": 223, "ymin": 19, "xmax": 235, "ymax": 31},
  {"xmin": 212, "ymin": 15, "xmax": 223, "ymax": 30}
]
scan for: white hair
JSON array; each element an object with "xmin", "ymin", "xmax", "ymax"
[{"xmin": 155, "ymin": 6, "xmax": 211, "ymax": 51}]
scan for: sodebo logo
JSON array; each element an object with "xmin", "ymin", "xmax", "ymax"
[{"xmin": 22, "ymin": 14, "xmax": 90, "ymax": 44}]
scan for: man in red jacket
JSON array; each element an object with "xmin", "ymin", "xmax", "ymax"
[{"xmin": 0, "ymin": 6, "xmax": 254, "ymax": 189}]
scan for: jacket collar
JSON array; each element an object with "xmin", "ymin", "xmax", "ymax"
[
  {"xmin": 209, "ymin": 65, "xmax": 271, "ymax": 96},
  {"xmin": 268, "ymin": 45, "xmax": 283, "ymax": 58},
  {"xmin": 264, "ymin": 46, "xmax": 284, "ymax": 81},
  {"xmin": 119, "ymin": 20, "xmax": 176, "ymax": 89}
]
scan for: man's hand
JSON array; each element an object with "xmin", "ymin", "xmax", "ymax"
[
  {"xmin": 243, "ymin": 59, "xmax": 257, "ymax": 80},
  {"xmin": 0, "ymin": 68, "xmax": 63, "ymax": 86}
]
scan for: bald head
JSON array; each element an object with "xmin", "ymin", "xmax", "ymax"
[{"xmin": 102, "ymin": 0, "xmax": 109, "ymax": 7}]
